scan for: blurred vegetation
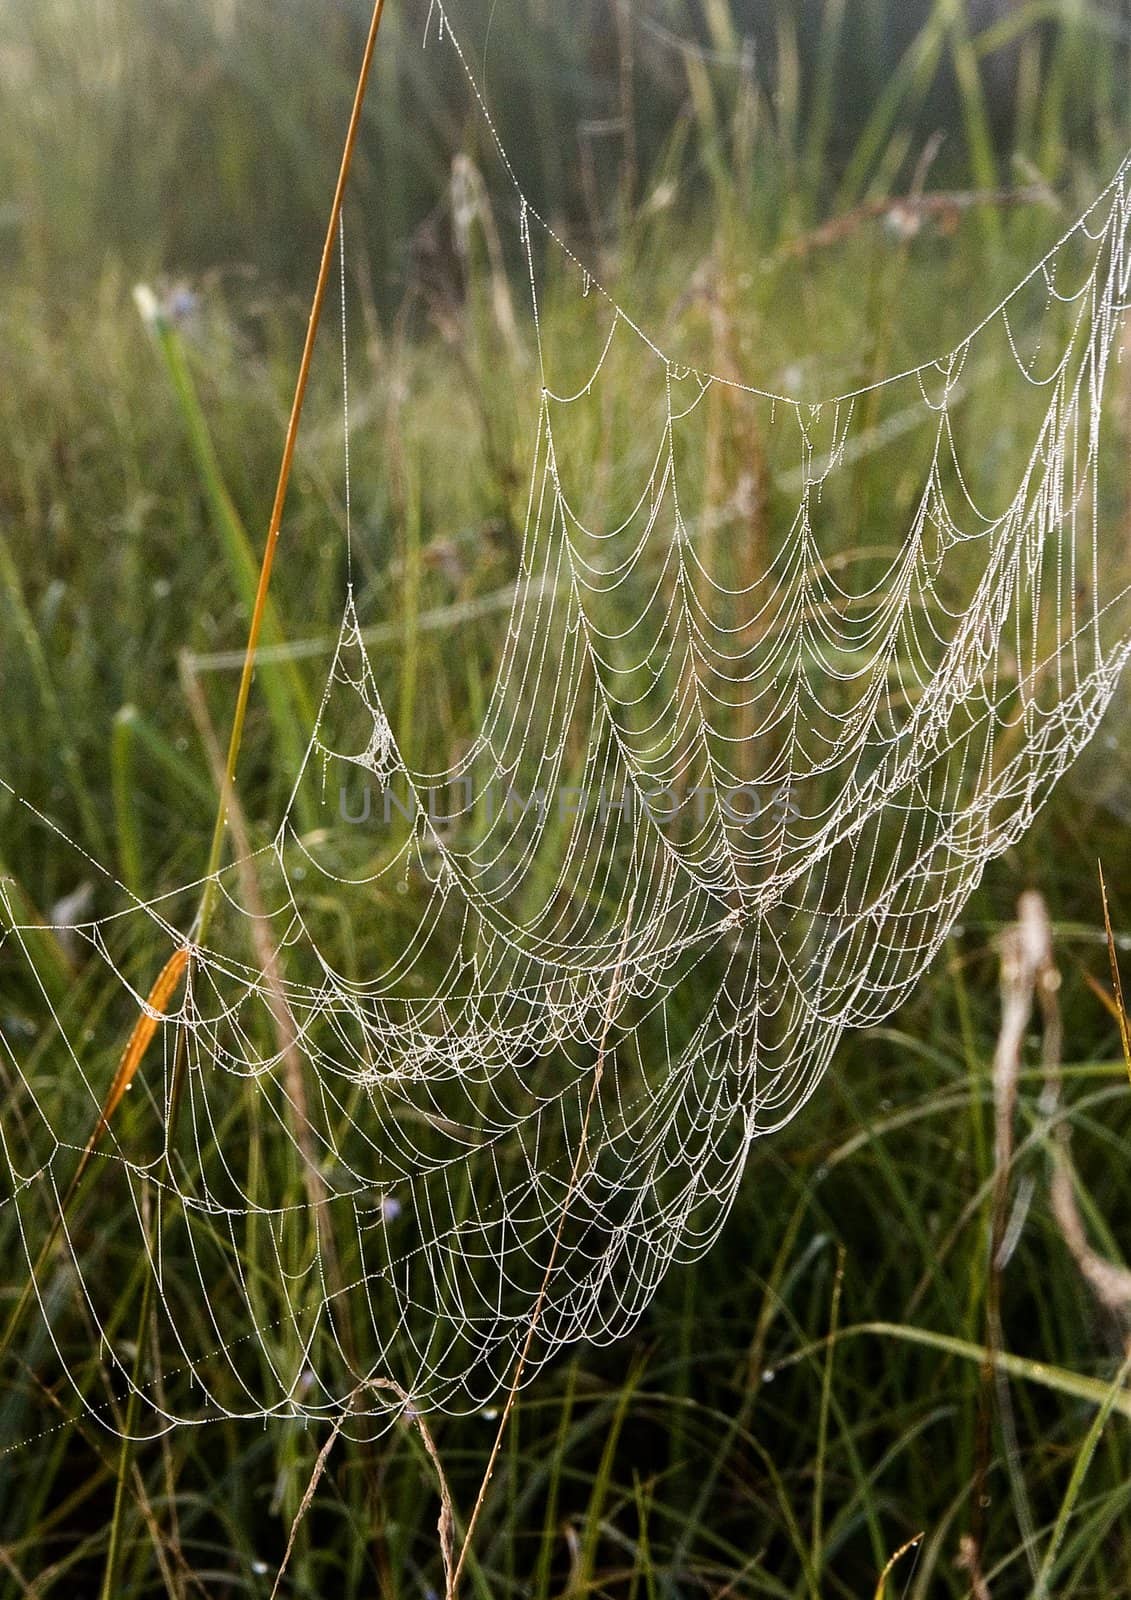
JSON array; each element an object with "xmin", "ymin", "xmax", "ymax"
[
  {"xmin": 3, "ymin": 0, "xmax": 1131, "ymax": 291},
  {"xmin": 3, "ymin": 1, "xmax": 1131, "ymax": 1597}
]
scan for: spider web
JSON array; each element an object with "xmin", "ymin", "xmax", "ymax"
[{"xmin": 3, "ymin": 2, "xmax": 1131, "ymax": 1440}]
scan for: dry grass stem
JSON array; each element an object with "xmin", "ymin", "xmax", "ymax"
[
  {"xmin": 956, "ymin": 1533, "xmax": 993, "ymax": 1600},
  {"xmin": 1098, "ymin": 862, "xmax": 1131, "ymax": 1080},
  {"xmin": 873, "ymin": 1530, "xmax": 923, "ymax": 1599},
  {"xmin": 269, "ymin": 1378, "xmax": 455, "ymax": 1600}
]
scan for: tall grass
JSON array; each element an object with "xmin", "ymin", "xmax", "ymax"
[
  {"xmin": 2, "ymin": 0, "xmax": 1129, "ymax": 295},
  {"xmin": 2, "ymin": 2, "xmax": 1131, "ymax": 1597}
]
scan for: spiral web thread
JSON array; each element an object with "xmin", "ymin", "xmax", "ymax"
[{"xmin": 3, "ymin": 4, "xmax": 1131, "ymax": 1440}]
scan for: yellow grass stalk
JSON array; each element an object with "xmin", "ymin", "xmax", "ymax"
[{"xmin": 98, "ymin": 5, "xmax": 392, "ymax": 1594}]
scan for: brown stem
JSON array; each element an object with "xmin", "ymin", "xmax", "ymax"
[
  {"xmin": 196, "ymin": 0, "xmax": 390, "ymax": 941},
  {"xmin": 98, "ymin": 8, "xmax": 393, "ymax": 1596}
]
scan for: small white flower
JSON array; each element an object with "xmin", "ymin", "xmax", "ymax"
[{"xmin": 133, "ymin": 283, "xmax": 161, "ymax": 330}]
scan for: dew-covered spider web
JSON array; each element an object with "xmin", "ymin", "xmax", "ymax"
[{"xmin": 3, "ymin": 2, "xmax": 1131, "ymax": 1441}]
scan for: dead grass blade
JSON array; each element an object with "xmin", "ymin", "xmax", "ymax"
[
  {"xmin": 873, "ymin": 1530, "xmax": 923, "ymax": 1600},
  {"xmin": 83, "ymin": 948, "xmax": 189, "ymax": 1161},
  {"xmin": 269, "ymin": 1378, "xmax": 454, "ymax": 1600},
  {"xmin": 1098, "ymin": 862, "xmax": 1131, "ymax": 1081}
]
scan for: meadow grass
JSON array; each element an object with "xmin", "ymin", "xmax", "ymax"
[{"xmin": 2, "ymin": 2, "xmax": 1131, "ymax": 1596}]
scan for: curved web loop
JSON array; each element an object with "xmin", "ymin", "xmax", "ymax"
[{"xmin": 3, "ymin": 2, "xmax": 1131, "ymax": 1438}]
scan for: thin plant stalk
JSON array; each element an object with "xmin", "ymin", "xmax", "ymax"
[
  {"xmin": 812, "ymin": 1246, "xmax": 845, "ymax": 1586},
  {"xmin": 771, "ymin": 1320, "xmax": 1131, "ymax": 1419},
  {"xmin": 195, "ymin": 0, "xmax": 389, "ymax": 945},
  {"xmin": 1099, "ymin": 862, "xmax": 1131, "ymax": 1079},
  {"xmin": 98, "ymin": 4, "xmax": 391, "ymax": 1593}
]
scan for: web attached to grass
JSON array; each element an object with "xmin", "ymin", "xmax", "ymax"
[{"xmin": 3, "ymin": 3, "xmax": 1131, "ymax": 1438}]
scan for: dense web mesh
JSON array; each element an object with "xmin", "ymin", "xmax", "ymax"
[{"xmin": 3, "ymin": 3, "xmax": 1131, "ymax": 1440}]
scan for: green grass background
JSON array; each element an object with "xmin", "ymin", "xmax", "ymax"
[{"xmin": 3, "ymin": 1, "xmax": 1131, "ymax": 1595}]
